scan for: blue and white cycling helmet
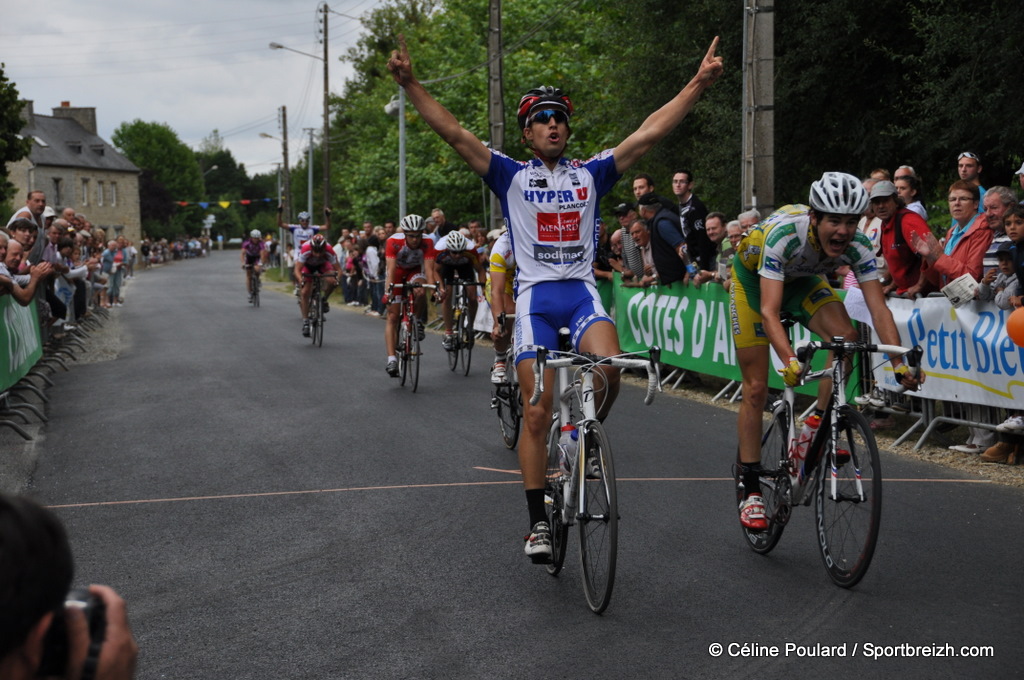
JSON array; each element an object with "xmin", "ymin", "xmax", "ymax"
[
  {"xmin": 297, "ymin": 211, "xmax": 311, "ymax": 222},
  {"xmin": 808, "ymin": 172, "xmax": 868, "ymax": 216}
]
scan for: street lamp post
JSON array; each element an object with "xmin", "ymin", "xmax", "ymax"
[
  {"xmin": 270, "ymin": 33, "xmax": 330, "ymax": 216},
  {"xmin": 384, "ymin": 89, "xmax": 406, "ymax": 220}
]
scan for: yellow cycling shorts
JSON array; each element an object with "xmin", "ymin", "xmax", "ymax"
[{"xmin": 729, "ymin": 257, "xmax": 841, "ymax": 350}]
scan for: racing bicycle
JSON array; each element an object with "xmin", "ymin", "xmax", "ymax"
[
  {"xmin": 531, "ymin": 335, "xmax": 662, "ymax": 614},
  {"xmin": 735, "ymin": 335, "xmax": 922, "ymax": 587},
  {"xmin": 303, "ymin": 272, "xmax": 335, "ymax": 347},
  {"xmin": 390, "ymin": 282, "xmax": 435, "ymax": 392},
  {"xmin": 444, "ymin": 279, "xmax": 480, "ymax": 376},
  {"xmin": 489, "ymin": 312, "xmax": 520, "ymax": 449}
]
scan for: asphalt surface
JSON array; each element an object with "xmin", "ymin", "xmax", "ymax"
[{"xmin": 5, "ymin": 251, "xmax": 1022, "ymax": 679}]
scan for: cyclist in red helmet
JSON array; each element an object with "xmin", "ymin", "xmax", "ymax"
[
  {"xmin": 389, "ymin": 34, "xmax": 723, "ymax": 564},
  {"xmin": 295, "ymin": 233, "xmax": 341, "ymax": 337}
]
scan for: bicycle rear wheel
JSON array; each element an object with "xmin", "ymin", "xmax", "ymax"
[
  {"xmin": 815, "ymin": 405, "xmax": 881, "ymax": 588},
  {"xmin": 737, "ymin": 405, "xmax": 791, "ymax": 554},
  {"xmin": 578, "ymin": 421, "xmax": 617, "ymax": 614},
  {"xmin": 545, "ymin": 419, "xmax": 569, "ymax": 576},
  {"xmin": 459, "ymin": 305, "xmax": 473, "ymax": 376}
]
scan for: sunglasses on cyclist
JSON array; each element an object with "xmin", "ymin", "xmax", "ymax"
[
  {"xmin": 957, "ymin": 151, "xmax": 980, "ymax": 162},
  {"xmin": 528, "ymin": 109, "xmax": 568, "ymax": 126}
]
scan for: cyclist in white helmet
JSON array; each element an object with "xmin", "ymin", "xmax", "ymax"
[
  {"xmin": 240, "ymin": 229, "xmax": 268, "ymax": 301},
  {"xmin": 434, "ymin": 229, "xmax": 486, "ymax": 351},
  {"xmin": 730, "ymin": 172, "xmax": 924, "ymax": 532},
  {"xmin": 382, "ymin": 214, "xmax": 439, "ymax": 377},
  {"xmin": 389, "ymin": 33, "xmax": 724, "ymax": 564}
]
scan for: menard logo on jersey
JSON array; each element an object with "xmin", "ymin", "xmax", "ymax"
[{"xmin": 537, "ymin": 211, "xmax": 581, "ymax": 242}]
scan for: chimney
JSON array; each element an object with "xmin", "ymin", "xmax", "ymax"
[
  {"xmin": 19, "ymin": 100, "xmax": 34, "ymax": 129},
  {"xmin": 52, "ymin": 102, "xmax": 97, "ymax": 136}
]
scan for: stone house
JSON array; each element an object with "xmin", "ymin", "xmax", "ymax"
[{"xmin": 6, "ymin": 101, "xmax": 141, "ymax": 244}]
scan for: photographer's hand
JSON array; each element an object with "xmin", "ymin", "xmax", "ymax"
[{"xmin": 65, "ymin": 585, "xmax": 138, "ymax": 680}]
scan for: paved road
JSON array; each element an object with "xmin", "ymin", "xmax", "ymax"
[{"xmin": 7, "ymin": 251, "xmax": 1022, "ymax": 679}]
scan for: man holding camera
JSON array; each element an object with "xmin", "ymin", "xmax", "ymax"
[{"xmin": 0, "ymin": 493, "xmax": 137, "ymax": 680}]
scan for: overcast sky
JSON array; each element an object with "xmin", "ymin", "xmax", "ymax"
[{"xmin": 3, "ymin": 0, "xmax": 384, "ymax": 179}]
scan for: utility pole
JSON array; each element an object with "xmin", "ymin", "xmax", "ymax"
[
  {"xmin": 322, "ymin": 3, "xmax": 331, "ymax": 214},
  {"xmin": 741, "ymin": 0, "xmax": 774, "ymax": 215},
  {"xmin": 487, "ymin": 0, "xmax": 504, "ymax": 231},
  {"xmin": 304, "ymin": 128, "xmax": 315, "ymax": 216},
  {"xmin": 281, "ymin": 106, "xmax": 291, "ymax": 221}
]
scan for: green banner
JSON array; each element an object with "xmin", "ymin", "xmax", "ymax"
[
  {"xmin": 1, "ymin": 297, "xmax": 43, "ymax": 392},
  {"xmin": 612, "ymin": 275, "xmax": 851, "ymax": 397}
]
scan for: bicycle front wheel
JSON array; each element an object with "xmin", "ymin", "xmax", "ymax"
[
  {"xmin": 398, "ymin": 321, "xmax": 410, "ymax": 387},
  {"xmin": 738, "ymin": 405, "xmax": 791, "ymax": 554},
  {"xmin": 578, "ymin": 421, "xmax": 617, "ymax": 614},
  {"xmin": 312, "ymin": 295, "xmax": 324, "ymax": 347},
  {"xmin": 252, "ymin": 275, "xmax": 260, "ymax": 307},
  {"xmin": 410, "ymin": 323, "xmax": 421, "ymax": 393},
  {"xmin": 545, "ymin": 418, "xmax": 569, "ymax": 576},
  {"xmin": 496, "ymin": 383, "xmax": 521, "ymax": 449},
  {"xmin": 459, "ymin": 306, "xmax": 473, "ymax": 376},
  {"xmin": 815, "ymin": 405, "xmax": 882, "ymax": 588}
]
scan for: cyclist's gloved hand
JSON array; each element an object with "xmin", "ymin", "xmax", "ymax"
[
  {"xmin": 779, "ymin": 357, "xmax": 802, "ymax": 387},
  {"xmin": 894, "ymin": 363, "xmax": 923, "ymax": 389},
  {"xmin": 381, "ymin": 293, "xmax": 390, "ymax": 306}
]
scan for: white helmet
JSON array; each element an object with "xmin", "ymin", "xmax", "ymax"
[
  {"xmin": 400, "ymin": 214, "xmax": 425, "ymax": 233},
  {"xmin": 445, "ymin": 231, "xmax": 469, "ymax": 252},
  {"xmin": 250, "ymin": 229, "xmax": 261, "ymax": 238},
  {"xmin": 808, "ymin": 172, "xmax": 868, "ymax": 215},
  {"xmin": 297, "ymin": 211, "xmax": 311, "ymax": 222}
]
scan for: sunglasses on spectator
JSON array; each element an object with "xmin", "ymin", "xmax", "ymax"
[
  {"xmin": 957, "ymin": 151, "xmax": 980, "ymax": 161},
  {"xmin": 529, "ymin": 109, "xmax": 568, "ymax": 125}
]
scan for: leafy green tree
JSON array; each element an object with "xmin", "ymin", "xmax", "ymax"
[{"xmin": 0, "ymin": 64, "xmax": 32, "ymax": 205}]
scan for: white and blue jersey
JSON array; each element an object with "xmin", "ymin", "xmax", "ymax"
[
  {"xmin": 483, "ymin": 149, "xmax": 621, "ymax": 361},
  {"xmin": 483, "ymin": 149, "xmax": 620, "ymax": 297}
]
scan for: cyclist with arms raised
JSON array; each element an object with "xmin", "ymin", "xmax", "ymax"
[
  {"xmin": 731, "ymin": 172, "xmax": 924, "ymax": 531},
  {"xmin": 389, "ymin": 34, "xmax": 724, "ymax": 563},
  {"xmin": 382, "ymin": 214, "xmax": 438, "ymax": 377},
  {"xmin": 435, "ymin": 230, "xmax": 486, "ymax": 351},
  {"xmin": 241, "ymin": 229, "xmax": 267, "ymax": 302},
  {"xmin": 294, "ymin": 233, "xmax": 340, "ymax": 337}
]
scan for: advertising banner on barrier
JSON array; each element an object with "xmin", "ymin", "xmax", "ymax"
[
  {"xmin": 612, "ymin": 276, "xmax": 832, "ymax": 396},
  {"xmin": 879, "ymin": 297, "xmax": 1024, "ymax": 408},
  {"xmin": 1, "ymin": 297, "xmax": 43, "ymax": 392}
]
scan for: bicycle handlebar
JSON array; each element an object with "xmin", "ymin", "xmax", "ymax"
[
  {"xmin": 795, "ymin": 339, "xmax": 923, "ymax": 390},
  {"xmin": 529, "ymin": 346, "xmax": 662, "ymax": 407},
  {"xmin": 387, "ymin": 282, "xmax": 437, "ymax": 294}
]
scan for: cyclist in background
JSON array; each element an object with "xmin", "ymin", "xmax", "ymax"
[
  {"xmin": 389, "ymin": 33, "xmax": 723, "ymax": 563},
  {"xmin": 294, "ymin": 233, "xmax": 340, "ymax": 338},
  {"xmin": 730, "ymin": 172, "xmax": 924, "ymax": 531},
  {"xmin": 279, "ymin": 207, "xmax": 329, "ymax": 289},
  {"xmin": 382, "ymin": 214, "xmax": 438, "ymax": 377},
  {"xmin": 488, "ymin": 228, "xmax": 516, "ymax": 384},
  {"xmin": 435, "ymin": 230, "xmax": 486, "ymax": 351},
  {"xmin": 241, "ymin": 229, "xmax": 267, "ymax": 302}
]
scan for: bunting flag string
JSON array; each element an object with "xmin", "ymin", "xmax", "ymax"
[{"xmin": 175, "ymin": 198, "xmax": 277, "ymax": 208}]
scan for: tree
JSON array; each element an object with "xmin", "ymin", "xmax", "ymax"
[
  {"xmin": 0, "ymin": 63, "xmax": 32, "ymax": 204},
  {"xmin": 112, "ymin": 120, "xmax": 204, "ymax": 233}
]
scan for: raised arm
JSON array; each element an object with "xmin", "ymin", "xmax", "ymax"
[
  {"xmin": 613, "ymin": 37, "xmax": 724, "ymax": 174},
  {"xmin": 388, "ymin": 35, "xmax": 492, "ymax": 176}
]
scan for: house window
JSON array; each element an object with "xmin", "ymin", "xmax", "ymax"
[
  {"xmin": 97, "ymin": 181, "xmax": 104, "ymax": 206},
  {"xmin": 81, "ymin": 178, "xmax": 90, "ymax": 206},
  {"xmin": 52, "ymin": 178, "xmax": 63, "ymax": 206},
  {"xmin": 111, "ymin": 182, "xmax": 118, "ymax": 206}
]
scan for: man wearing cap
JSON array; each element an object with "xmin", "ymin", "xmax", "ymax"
[
  {"xmin": 389, "ymin": 33, "xmax": 723, "ymax": 564},
  {"xmin": 612, "ymin": 201, "xmax": 637, "ymax": 232},
  {"xmin": 638, "ymin": 191, "xmax": 690, "ymax": 286},
  {"xmin": 870, "ymin": 180, "xmax": 932, "ymax": 298},
  {"xmin": 957, "ymin": 151, "xmax": 985, "ymax": 211}
]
